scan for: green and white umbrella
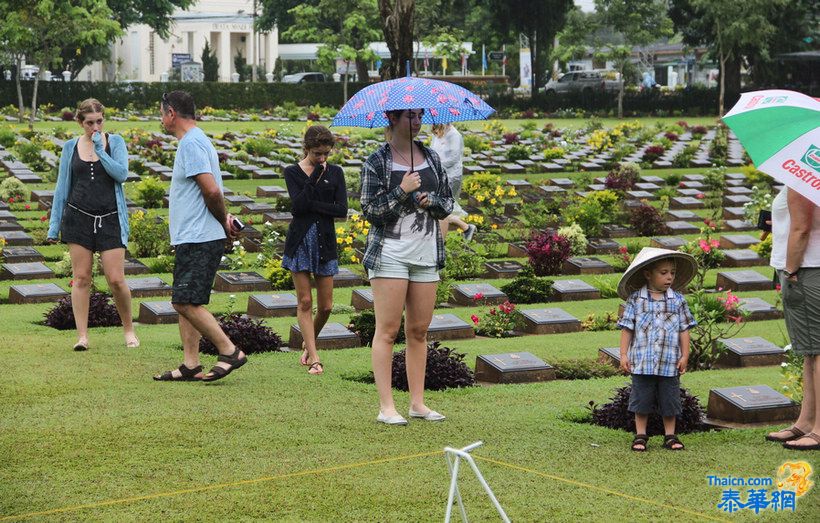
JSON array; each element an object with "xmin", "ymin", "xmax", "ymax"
[{"xmin": 723, "ymin": 89, "xmax": 820, "ymax": 204}]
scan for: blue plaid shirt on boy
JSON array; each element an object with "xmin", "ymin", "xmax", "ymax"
[
  {"xmin": 617, "ymin": 286, "xmax": 697, "ymax": 377},
  {"xmin": 359, "ymin": 142, "xmax": 453, "ymax": 270}
]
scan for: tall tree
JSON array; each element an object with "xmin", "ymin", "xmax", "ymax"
[
  {"xmin": 282, "ymin": 0, "xmax": 380, "ymax": 94},
  {"xmin": 378, "ymin": 0, "xmax": 415, "ymax": 79},
  {"xmin": 257, "ymin": 0, "xmax": 304, "ymax": 42},
  {"xmin": 670, "ymin": 0, "xmax": 792, "ymax": 115},
  {"xmin": 595, "ymin": 0, "xmax": 673, "ymax": 118},
  {"xmin": 201, "ymin": 39, "xmax": 219, "ymax": 82},
  {"xmin": 486, "ymin": 0, "xmax": 574, "ymax": 97}
]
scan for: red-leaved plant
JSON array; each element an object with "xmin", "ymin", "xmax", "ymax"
[{"xmin": 526, "ymin": 231, "xmax": 572, "ymax": 276}]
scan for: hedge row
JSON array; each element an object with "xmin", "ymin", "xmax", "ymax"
[{"xmin": 4, "ymin": 79, "xmax": 806, "ymax": 116}]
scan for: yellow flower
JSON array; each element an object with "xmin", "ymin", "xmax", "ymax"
[
  {"xmin": 362, "ymin": 228, "xmax": 369, "ymax": 235},
  {"xmin": 345, "ymin": 237, "xmax": 353, "ymax": 245},
  {"xmin": 475, "ymin": 195, "xmax": 485, "ymax": 202},
  {"xmin": 336, "ymin": 238, "xmax": 343, "ymax": 244},
  {"xmin": 336, "ymin": 227, "xmax": 345, "ymax": 234},
  {"xmin": 344, "ymin": 246, "xmax": 353, "ymax": 252},
  {"xmin": 489, "ymin": 198, "xmax": 497, "ymax": 205},
  {"xmin": 351, "ymin": 214, "xmax": 360, "ymax": 222},
  {"xmin": 351, "ymin": 256, "xmax": 359, "ymax": 263},
  {"xmin": 494, "ymin": 186, "xmax": 505, "ymax": 197},
  {"xmin": 507, "ymin": 188, "xmax": 517, "ymax": 196},
  {"xmin": 491, "ymin": 223, "xmax": 498, "ymax": 229}
]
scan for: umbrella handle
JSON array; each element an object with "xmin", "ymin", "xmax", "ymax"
[{"xmin": 408, "ymin": 111, "xmax": 414, "ymax": 172}]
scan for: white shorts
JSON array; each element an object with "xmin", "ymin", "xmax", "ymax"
[{"xmin": 367, "ymin": 256, "xmax": 440, "ymax": 283}]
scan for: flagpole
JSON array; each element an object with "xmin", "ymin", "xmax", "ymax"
[
  {"xmin": 502, "ymin": 44, "xmax": 506, "ymax": 77},
  {"xmin": 482, "ymin": 44, "xmax": 486, "ymax": 76}
]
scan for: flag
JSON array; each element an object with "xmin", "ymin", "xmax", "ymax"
[{"xmin": 482, "ymin": 46, "xmax": 487, "ymax": 73}]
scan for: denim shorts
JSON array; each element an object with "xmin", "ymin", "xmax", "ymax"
[
  {"xmin": 172, "ymin": 239, "xmax": 224, "ymax": 305},
  {"xmin": 367, "ymin": 256, "xmax": 439, "ymax": 283},
  {"xmin": 628, "ymin": 374, "xmax": 682, "ymax": 417}
]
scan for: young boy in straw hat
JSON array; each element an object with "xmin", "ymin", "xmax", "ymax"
[{"xmin": 616, "ymin": 248, "xmax": 698, "ymax": 451}]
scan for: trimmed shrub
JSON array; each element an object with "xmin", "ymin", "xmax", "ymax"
[
  {"xmin": 627, "ymin": 202, "xmax": 669, "ymax": 237},
  {"xmin": 392, "ymin": 341, "xmax": 474, "ymax": 391},
  {"xmin": 556, "ymin": 223, "xmax": 588, "ymax": 256},
  {"xmin": 442, "ymin": 233, "xmax": 486, "ymax": 280},
  {"xmin": 129, "ymin": 210, "xmax": 172, "ymax": 257},
  {"xmin": 552, "ymin": 359, "xmax": 621, "ymax": 380},
  {"xmin": 0, "ymin": 176, "xmax": 27, "ymax": 201},
  {"xmin": 43, "ymin": 291, "xmax": 122, "ymax": 330},
  {"xmin": 199, "ymin": 313, "xmax": 282, "ymax": 355},
  {"xmin": 0, "ymin": 127, "xmax": 16, "ymax": 148},
  {"xmin": 604, "ymin": 162, "xmax": 641, "ymax": 191},
  {"xmin": 500, "ymin": 266, "xmax": 554, "ymax": 304},
  {"xmin": 134, "ymin": 176, "xmax": 165, "ymax": 209},
  {"xmin": 348, "ymin": 309, "xmax": 405, "ymax": 347},
  {"xmin": 526, "ymin": 231, "xmax": 571, "ymax": 276},
  {"xmin": 590, "ymin": 385, "xmax": 708, "ymax": 436}
]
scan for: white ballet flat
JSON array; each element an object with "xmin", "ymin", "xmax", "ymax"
[
  {"xmin": 377, "ymin": 412, "xmax": 408, "ymax": 425},
  {"xmin": 408, "ymin": 409, "xmax": 446, "ymax": 421}
]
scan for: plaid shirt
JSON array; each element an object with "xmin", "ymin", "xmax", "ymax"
[
  {"xmin": 617, "ymin": 286, "xmax": 697, "ymax": 377},
  {"xmin": 359, "ymin": 142, "xmax": 453, "ymax": 270}
]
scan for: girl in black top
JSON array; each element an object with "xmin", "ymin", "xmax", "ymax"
[{"xmin": 282, "ymin": 125, "xmax": 347, "ymax": 374}]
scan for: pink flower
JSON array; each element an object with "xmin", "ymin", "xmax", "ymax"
[
  {"xmin": 489, "ymin": 308, "xmax": 497, "ymax": 316},
  {"xmin": 618, "ymin": 246, "xmax": 628, "ymax": 254},
  {"xmin": 775, "ymin": 284, "xmax": 782, "ymax": 292},
  {"xmin": 695, "ymin": 193, "xmax": 705, "ymax": 199},
  {"xmin": 709, "ymin": 239, "xmax": 719, "ymax": 248},
  {"xmin": 678, "ymin": 182, "xmax": 685, "ymax": 188},
  {"xmin": 470, "ymin": 314, "xmax": 479, "ymax": 325},
  {"xmin": 40, "ymin": 215, "xmax": 47, "ymax": 221},
  {"xmin": 24, "ymin": 204, "xmax": 30, "ymax": 210},
  {"xmin": 473, "ymin": 292, "xmax": 484, "ymax": 301},
  {"xmin": 699, "ymin": 239, "xmax": 711, "ymax": 253},
  {"xmin": 7, "ymin": 197, "xmax": 13, "ymax": 203}
]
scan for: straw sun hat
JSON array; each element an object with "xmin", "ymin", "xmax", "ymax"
[{"xmin": 617, "ymin": 247, "xmax": 698, "ymax": 300}]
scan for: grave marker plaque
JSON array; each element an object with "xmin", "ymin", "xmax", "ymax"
[
  {"xmin": 738, "ymin": 297, "xmax": 782, "ymax": 321},
  {"xmin": 351, "ymin": 288, "xmax": 374, "ymax": 311},
  {"xmin": 241, "ymin": 202, "xmax": 275, "ymax": 215},
  {"xmin": 665, "ymin": 209, "xmax": 699, "ymax": 222},
  {"xmin": 664, "ymin": 221, "xmax": 700, "ymax": 234},
  {"xmin": 246, "ymin": 293, "xmax": 298, "ymax": 317},
  {"xmin": 225, "ymin": 194, "xmax": 254, "ymax": 205},
  {"xmin": 137, "ymin": 301, "xmax": 179, "ymax": 324},
  {"xmin": 723, "ymin": 219, "xmax": 756, "ymax": 232},
  {"xmin": 262, "ymin": 212, "xmax": 293, "ymax": 225},
  {"xmin": 332, "ymin": 268, "xmax": 363, "ymax": 288},
  {"xmin": 723, "ymin": 207, "xmax": 746, "ymax": 220},
  {"xmin": 451, "ymin": 283, "xmax": 507, "ymax": 306},
  {"xmin": 716, "ymin": 337, "xmax": 785, "ymax": 368},
  {"xmin": 561, "ymin": 257, "xmax": 612, "ymax": 275},
  {"xmin": 0, "ymin": 246, "xmax": 43, "ymax": 263},
  {"xmin": 650, "ymin": 237, "xmax": 687, "ymax": 250},
  {"xmin": 586, "ymin": 238, "xmax": 621, "ymax": 255},
  {"xmin": 601, "ymin": 224, "xmax": 634, "ymax": 238},
  {"xmin": 719, "ymin": 234, "xmax": 760, "ymax": 250},
  {"xmin": 484, "ymin": 261, "xmax": 524, "ymax": 279},
  {"xmin": 521, "ymin": 308, "xmax": 582, "ymax": 335},
  {"xmin": 669, "ymin": 196, "xmax": 704, "ymax": 209},
  {"xmin": 0, "ymin": 262, "xmax": 54, "ymax": 280},
  {"xmin": 597, "ymin": 347, "xmax": 622, "ymax": 368},
  {"xmin": 123, "ymin": 258, "xmax": 151, "ymax": 275},
  {"xmin": 715, "ymin": 270, "xmax": 773, "ymax": 292},
  {"xmin": 257, "ymin": 185, "xmax": 288, "ymax": 198},
  {"xmin": 722, "ymin": 249, "xmax": 764, "ymax": 268},
  {"xmin": 126, "ymin": 277, "xmax": 173, "ymax": 297},
  {"xmin": 8, "ymin": 283, "xmax": 68, "ymax": 303},
  {"xmin": 507, "ymin": 242, "xmax": 528, "ymax": 258},
  {"xmin": 551, "ymin": 279, "xmax": 601, "ymax": 301},
  {"xmin": 0, "ymin": 231, "xmax": 33, "ymax": 246},
  {"xmin": 288, "ymin": 322, "xmax": 360, "ymax": 350},
  {"xmin": 214, "ymin": 271, "xmax": 272, "ymax": 292},
  {"xmin": 427, "ymin": 313, "xmax": 475, "ymax": 341},
  {"xmin": 707, "ymin": 385, "xmax": 799, "ymax": 424},
  {"xmin": 475, "ymin": 352, "xmax": 555, "ymax": 384}
]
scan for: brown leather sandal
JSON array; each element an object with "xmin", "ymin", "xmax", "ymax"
[
  {"xmin": 765, "ymin": 426, "xmax": 806, "ymax": 442},
  {"xmin": 631, "ymin": 434, "xmax": 648, "ymax": 452},
  {"xmin": 308, "ymin": 361, "xmax": 324, "ymax": 375},
  {"xmin": 782, "ymin": 432, "xmax": 820, "ymax": 451}
]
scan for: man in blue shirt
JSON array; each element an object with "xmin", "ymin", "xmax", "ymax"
[{"xmin": 153, "ymin": 91, "xmax": 247, "ymax": 383}]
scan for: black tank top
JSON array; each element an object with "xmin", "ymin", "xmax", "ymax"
[{"xmin": 68, "ymin": 136, "xmax": 117, "ymax": 213}]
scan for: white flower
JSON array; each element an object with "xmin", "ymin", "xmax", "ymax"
[
  {"xmin": 220, "ymin": 256, "xmax": 226, "ymax": 261},
  {"xmin": 784, "ymin": 344, "xmax": 792, "ymax": 352},
  {"xmin": 781, "ymin": 362, "xmax": 788, "ymax": 367},
  {"xmin": 233, "ymin": 240, "xmax": 240, "ymax": 246}
]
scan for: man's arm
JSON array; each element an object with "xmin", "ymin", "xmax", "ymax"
[
  {"xmin": 785, "ymin": 189, "xmax": 816, "ymax": 277},
  {"xmin": 194, "ymin": 172, "xmax": 235, "ymax": 239}
]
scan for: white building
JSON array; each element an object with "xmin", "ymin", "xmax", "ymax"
[{"xmin": 80, "ymin": 0, "xmax": 278, "ymax": 82}]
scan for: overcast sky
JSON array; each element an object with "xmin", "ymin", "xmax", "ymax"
[{"xmin": 575, "ymin": 0, "xmax": 596, "ymax": 12}]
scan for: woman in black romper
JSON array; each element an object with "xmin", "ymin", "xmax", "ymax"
[{"xmin": 47, "ymin": 99, "xmax": 138, "ymax": 351}]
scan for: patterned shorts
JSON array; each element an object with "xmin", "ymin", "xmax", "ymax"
[{"xmin": 172, "ymin": 239, "xmax": 224, "ymax": 305}]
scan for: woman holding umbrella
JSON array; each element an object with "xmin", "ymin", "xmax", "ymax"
[{"xmin": 360, "ymin": 108, "xmax": 454, "ymax": 425}]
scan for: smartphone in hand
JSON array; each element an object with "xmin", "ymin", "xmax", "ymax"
[
  {"xmin": 757, "ymin": 210, "xmax": 772, "ymax": 232},
  {"xmin": 231, "ymin": 217, "xmax": 245, "ymax": 232}
]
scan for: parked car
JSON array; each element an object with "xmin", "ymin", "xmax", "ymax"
[
  {"xmin": 543, "ymin": 70, "xmax": 621, "ymax": 95},
  {"xmin": 282, "ymin": 72, "xmax": 327, "ymax": 84}
]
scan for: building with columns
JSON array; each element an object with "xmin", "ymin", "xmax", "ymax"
[{"xmin": 79, "ymin": 0, "xmax": 278, "ymax": 82}]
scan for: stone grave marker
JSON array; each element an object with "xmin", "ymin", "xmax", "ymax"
[
  {"xmin": 225, "ymin": 194, "xmax": 254, "ymax": 205},
  {"xmin": 586, "ymin": 238, "xmax": 621, "ymax": 255},
  {"xmin": 640, "ymin": 175, "xmax": 664, "ymax": 184},
  {"xmin": 1, "ymin": 262, "xmax": 54, "ymax": 280},
  {"xmin": 8, "ymin": 282, "xmax": 69, "ymax": 304},
  {"xmin": 715, "ymin": 270, "xmax": 773, "ymax": 292},
  {"xmin": 723, "ymin": 207, "xmax": 746, "ymax": 220},
  {"xmin": 679, "ymin": 181, "xmax": 705, "ymax": 189},
  {"xmin": 0, "ymin": 221, "xmax": 23, "ymax": 232},
  {"xmin": 214, "ymin": 271, "xmax": 272, "ymax": 292},
  {"xmin": 715, "ymin": 337, "xmax": 785, "ymax": 368},
  {"xmin": 241, "ymin": 202, "xmax": 275, "ymax": 215},
  {"xmin": 597, "ymin": 347, "xmax": 622, "ymax": 368},
  {"xmin": 505, "ymin": 179, "xmax": 533, "ymax": 192},
  {"xmin": 521, "ymin": 308, "xmax": 582, "ymax": 335},
  {"xmin": 726, "ymin": 186, "xmax": 753, "ymax": 195},
  {"xmin": 551, "ymin": 279, "xmax": 601, "ymax": 301},
  {"xmin": 707, "ymin": 385, "xmax": 799, "ymax": 424},
  {"xmin": 723, "ymin": 219, "xmax": 756, "ymax": 232},
  {"xmin": 634, "ymin": 182, "xmax": 660, "ymax": 192},
  {"xmin": 561, "ymin": 257, "xmax": 612, "ymax": 275},
  {"xmin": 126, "ymin": 277, "xmax": 173, "ymax": 297},
  {"xmin": 257, "ymin": 185, "xmax": 288, "ymax": 198},
  {"xmin": 669, "ymin": 196, "xmax": 704, "ymax": 209},
  {"xmin": 677, "ymin": 188, "xmax": 703, "ymax": 197},
  {"xmin": 587, "ymin": 183, "xmax": 607, "ymax": 191},
  {"xmin": 501, "ymin": 163, "xmax": 526, "ymax": 174},
  {"xmin": 625, "ymin": 190, "xmax": 656, "ymax": 201},
  {"xmin": 475, "ymin": 352, "xmax": 555, "ymax": 384},
  {"xmin": 507, "ymin": 242, "xmax": 528, "ymax": 258},
  {"xmin": 351, "ymin": 288, "xmax": 374, "ymax": 311},
  {"xmin": 246, "ymin": 293, "xmax": 298, "ymax": 317},
  {"xmin": 724, "ymin": 195, "xmax": 752, "ymax": 206},
  {"xmin": 332, "ymin": 268, "xmax": 363, "ymax": 288},
  {"xmin": 30, "ymin": 190, "xmax": 54, "ymax": 204},
  {"xmin": 537, "ymin": 185, "xmax": 566, "ymax": 198},
  {"xmin": 484, "ymin": 260, "xmax": 524, "ymax": 279},
  {"xmin": 664, "ymin": 221, "xmax": 700, "ymax": 234},
  {"xmin": 665, "ymin": 209, "xmax": 700, "ymax": 222},
  {"xmin": 722, "ymin": 249, "xmax": 764, "ymax": 268},
  {"xmin": 123, "ymin": 258, "xmax": 151, "ymax": 275},
  {"xmin": 719, "ymin": 234, "xmax": 760, "ymax": 250},
  {"xmin": 683, "ymin": 174, "xmax": 705, "ymax": 182},
  {"xmin": 738, "ymin": 297, "xmax": 782, "ymax": 321},
  {"xmin": 451, "ymin": 283, "xmax": 507, "ymax": 306},
  {"xmin": 650, "ymin": 237, "xmax": 687, "ymax": 250},
  {"xmin": 262, "ymin": 212, "xmax": 293, "ymax": 225},
  {"xmin": 288, "ymin": 322, "xmax": 360, "ymax": 350},
  {"xmin": 0, "ymin": 246, "xmax": 43, "ymax": 264},
  {"xmin": 427, "ymin": 313, "xmax": 475, "ymax": 341},
  {"xmin": 550, "ymin": 178, "xmax": 575, "ymax": 188},
  {"xmin": 0, "ymin": 231, "xmax": 33, "ymax": 246},
  {"xmin": 601, "ymin": 224, "xmax": 634, "ymax": 238},
  {"xmin": 137, "ymin": 301, "xmax": 179, "ymax": 324}
]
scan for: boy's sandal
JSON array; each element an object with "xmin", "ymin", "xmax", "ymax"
[
  {"xmin": 765, "ymin": 426, "xmax": 805, "ymax": 442},
  {"xmin": 308, "ymin": 361, "xmax": 324, "ymax": 375},
  {"xmin": 782, "ymin": 432, "xmax": 820, "ymax": 451},
  {"xmin": 202, "ymin": 348, "xmax": 247, "ymax": 382},
  {"xmin": 153, "ymin": 364, "xmax": 203, "ymax": 382},
  {"xmin": 663, "ymin": 434, "xmax": 685, "ymax": 450},
  {"xmin": 631, "ymin": 434, "xmax": 648, "ymax": 452}
]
